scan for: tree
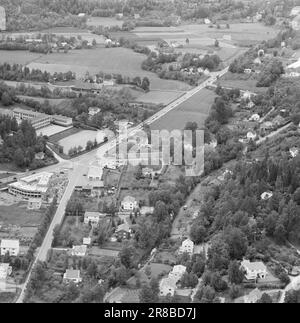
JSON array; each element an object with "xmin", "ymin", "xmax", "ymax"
[
  {"xmin": 229, "ymin": 284, "xmax": 241, "ymax": 299},
  {"xmin": 139, "ymin": 284, "xmax": 158, "ymax": 303},
  {"xmin": 228, "ymin": 260, "xmax": 244, "ymax": 284},
  {"xmin": 256, "ymin": 293, "xmax": 273, "ymax": 303},
  {"xmin": 190, "ymin": 222, "xmax": 206, "ymax": 244},
  {"xmin": 141, "ymin": 77, "xmax": 150, "ymax": 91}
]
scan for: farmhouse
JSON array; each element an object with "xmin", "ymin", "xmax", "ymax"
[
  {"xmin": 121, "ymin": 196, "xmax": 138, "ymax": 211},
  {"xmin": 0, "ymin": 239, "xmax": 20, "ymax": 256},
  {"xmin": 241, "ymin": 259, "xmax": 267, "ymax": 281},
  {"xmin": 179, "ymin": 239, "xmax": 194, "ymax": 255},
  {"xmin": 84, "ymin": 211, "xmax": 105, "ymax": 225},
  {"xmin": 115, "ymin": 223, "xmax": 131, "ymax": 240},
  {"xmin": 63, "ymin": 269, "xmax": 82, "ymax": 284}
]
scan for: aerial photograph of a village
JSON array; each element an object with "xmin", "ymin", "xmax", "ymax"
[{"xmin": 0, "ymin": 0, "xmax": 299, "ymax": 308}]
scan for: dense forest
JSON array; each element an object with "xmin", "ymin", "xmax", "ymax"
[{"xmin": 0, "ymin": 115, "xmax": 49, "ymax": 168}]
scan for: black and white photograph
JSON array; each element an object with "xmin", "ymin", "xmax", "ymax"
[{"xmin": 0, "ymin": 0, "xmax": 299, "ymax": 308}]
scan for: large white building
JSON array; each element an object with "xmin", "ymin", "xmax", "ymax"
[
  {"xmin": 8, "ymin": 172, "xmax": 53, "ymax": 199},
  {"xmin": 0, "ymin": 263, "xmax": 12, "ymax": 280},
  {"xmin": 241, "ymin": 259, "xmax": 267, "ymax": 281},
  {"xmin": 0, "ymin": 239, "xmax": 20, "ymax": 256},
  {"xmin": 0, "ymin": 6, "xmax": 6, "ymax": 31},
  {"xmin": 13, "ymin": 108, "xmax": 72, "ymax": 130}
]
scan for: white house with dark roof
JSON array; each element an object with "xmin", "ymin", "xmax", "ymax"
[
  {"xmin": 0, "ymin": 239, "xmax": 19, "ymax": 256},
  {"xmin": 241, "ymin": 259, "xmax": 267, "ymax": 280}
]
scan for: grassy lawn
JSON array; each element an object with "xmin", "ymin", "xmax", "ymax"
[
  {"xmin": 150, "ymin": 88, "xmax": 216, "ymax": 131},
  {"xmin": 48, "ymin": 127, "xmax": 81, "ymax": 143},
  {"xmin": 0, "ymin": 51, "xmax": 42, "ymax": 65},
  {"xmin": 135, "ymin": 90, "xmax": 185, "ymax": 105},
  {"xmin": 0, "ymin": 202, "xmax": 44, "ymax": 227},
  {"xmin": 218, "ymin": 72, "xmax": 268, "ymax": 93},
  {"xmin": 103, "ymin": 168, "xmax": 121, "ymax": 188}
]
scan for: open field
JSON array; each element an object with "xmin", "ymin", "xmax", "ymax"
[
  {"xmin": 26, "ymin": 47, "xmax": 191, "ymax": 91},
  {"xmin": 58, "ymin": 129, "xmax": 98, "ymax": 153},
  {"xmin": 135, "ymin": 90, "xmax": 185, "ymax": 105},
  {"xmin": 0, "ymin": 51, "xmax": 42, "ymax": 65},
  {"xmin": 218, "ymin": 72, "xmax": 268, "ymax": 93},
  {"xmin": 86, "ymin": 17, "xmax": 123, "ymax": 28},
  {"xmin": 150, "ymin": 88, "xmax": 216, "ymax": 131},
  {"xmin": 0, "ymin": 201, "xmax": 44, "ymax": 227},
  {"xmin": 37, "ymin": 125, "xmax": 73, "ymax": 137}
]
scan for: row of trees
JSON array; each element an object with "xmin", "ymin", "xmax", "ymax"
[{"xmin": 0, "ymin": 63, "xmax": 75, "ymax": 83}]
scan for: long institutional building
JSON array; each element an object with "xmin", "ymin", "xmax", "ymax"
[
  {"xmin": 8, "ymin": 172, "xmax": 53, "ymax": 199},
  {"xmin": 13, "ymin": 108, "xmax": 73, "ymax": 130}
]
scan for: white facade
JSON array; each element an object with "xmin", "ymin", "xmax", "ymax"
[
  {"xmin": 168, "ymin": 265, "xmax": 186, "ymax": 282},
  {"xmin": 121, "ymin": 196, "xmax": 138, "ymax": 211},
  {"xmin": 241, "ymin": 259, "xmax": 267, "ymax": 280},
  {"xmin": 179, "ymin": 239, "xmax": 194, "ymax": 255},
  {"xmin": 71, "ymin": 245, "xmax": 87, "ymax": 257},
  {"xmin": 84, "ymin": 211, "xmax": 105, "ymax": 225},
  {"xmin": 63, "ymin": 270, "xmax": 82, "ymax": 284},
  {"xmin": 261, "ymin": 191, "xmax": 273, "ymax": 200},
  {"xmin": 0, "ymin": 239, "xmax": 20, "ymax": 256}
]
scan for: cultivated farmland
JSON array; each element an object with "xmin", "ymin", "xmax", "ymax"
[
  {"xmin": 27, "ymin": 47, "xmax": 190, "ymax": 91},
  {"xmin": 150, "ymin": 88, "xmax": 216, "ymax": 131}
]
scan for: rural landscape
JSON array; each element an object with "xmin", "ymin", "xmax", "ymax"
[{"xmin": 0, "ymin": 0, "xmax": 299, "ymax": 308}]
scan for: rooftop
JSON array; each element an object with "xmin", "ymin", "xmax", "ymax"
[
  {"xmin": 0, "ymin": 239, "xmax": 19, "ymax": 249},
  {"xmin": 64, "ymin": 269, "xmax": 81, "ymax": 280},
  {"xmin": 241, "ymin": 259, "xmax": 267, "ymax": 272}
]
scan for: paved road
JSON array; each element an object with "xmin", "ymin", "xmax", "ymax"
[{"xmin": 15, "ymin": 67, "xmax": 228, "ymax": 303}]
